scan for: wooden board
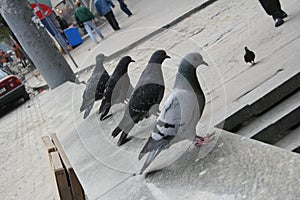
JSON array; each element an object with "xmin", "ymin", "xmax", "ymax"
[
  {"xmin": 50, "ymin": 151, "xmax": 72, "ymax": 200},
  {"xmin": 51, "ymin": 134, "xmax": 85, "ymax": 200},
  {"xmin": 41, "ymin": 136, "xmax": 56, "ymax": 153}
]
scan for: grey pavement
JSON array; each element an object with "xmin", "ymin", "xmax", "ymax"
[
  {"xmin": 65, "ymin": 0, "xmax": 217, "ymax": 73},
  {"xmin": 1, "ymin": 0, "xmax": 300, "ymax": 200},
  {"xmin": 0, "ymin": 98, "xmax": 55, "ymax": 200}
]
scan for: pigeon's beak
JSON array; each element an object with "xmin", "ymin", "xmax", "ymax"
[
  {"xmin": 165, "ymin": 55, "xmax": 171, "ymax": 59},
  {"xmin": 202, "ymin": 60, "xmax": 209, "ymax": 66}
]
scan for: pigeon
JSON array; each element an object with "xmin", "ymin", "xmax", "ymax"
[
  {"xmin": 244, "ymin": 47, "xmax": 255, "ymax": 65},
  {"xmin": 112, "ymin": 50, "xmax": 170, "ymax": 146},
  {"xmin": 138, "ymin": 52, "xmax": 215, "ymax": 174},
  {"xmin": 80, "ymin": 54, "xmax": 110, "ymax": 119},
  {"xmin": 99, "ymin": 56, "xmax": 135, "ymax": 120}
]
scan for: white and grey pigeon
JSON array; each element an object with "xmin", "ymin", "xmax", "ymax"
[
  {"xmin": 112, "ymin": 50, "xmax": 170, "ymax": 146},
  {"xmin": 99, "ymin": 56, "xmax": 135, "ymax": 121},
  {"xmin": 138, "ymin": 52, "xmax": 214, "ymax": 174},
  {"xmin": 80, "ymin": 54, "xmax": 110, "ymax": 119}
]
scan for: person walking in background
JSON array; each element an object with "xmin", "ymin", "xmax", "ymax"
[
  {"xmin": 117, "ymin": 0, "xmax": 133, "ymax": 17},
  {"xmin": 258, "ymin": 0, "xmax": 288, "ymax": 27},
  {"xmin": 12, "ymin": 43, "xmax": 28, "ymax": 68},
  {"xmin": 74, "ymin": 1, "xmax": 104, "ymax": 44},
  {"xmin": 94, "ymin": 0, "xmax": 121, "ymax": 31},
  {"xmin": 56, "ymin": 15, "xmax": 69, "ymax": 31},
  {"xmin": 55, "ymin": 16, "xmax": 70, "ymax": 41}
]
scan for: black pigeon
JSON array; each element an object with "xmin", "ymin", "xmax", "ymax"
[
  {"xmin": 111, "ymin": 50, "xmax": 170, "ymax": 146},
  {"xmin": 99, "ymin": 56, "xmax": 135, "ymax": 120},
  {"xmin": 80, "ymin": 54, "xmax": 110, "ymax": 119},
  {"xmin": 244, "ymin": 47, "xmax": 255, "ymax": 65}
]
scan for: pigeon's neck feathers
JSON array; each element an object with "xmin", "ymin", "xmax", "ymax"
[
  {"xmin": 149, "ymin": 56, "xmax": 165, "ymax": 64},
  {"xmin": 245, "ymin": 47, "xmax": 251, "ymax": 53},
  {"xmin": 145, "ymin": 62, "xmax": 163, "ymax": 79},
  {"xmin": 175, "ymin": 59, "xmax": 200, "ymax": 91},
  {"xmin": 113, "ymin": 61, "xmax": 129, "ymax": 77},
  {"xmin": 136, "ymin": 62, "xmax": 164, "ymax": 88},
  {"xmin": 93, "ymin": 62, "xmax": 105, "ymax": 75}
]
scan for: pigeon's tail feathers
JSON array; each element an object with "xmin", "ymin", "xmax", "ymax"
[
  {"xmin": 117, "ymin": 131, "xmax": 128, "ymax": 146},
  {"xmin": 115, "ymin": 120, "xmax": 136, "ymax": 145},
  {"xmin": 139, "ymin": 146, "xmax": 161, "ymax": 174},
  {"xmin": 83, "ymin": 104, "xmax": 93, "ymax": 119},
  {"xmin": 138, "ymin": 136, "xmax": 172, "ymax": 160},
  {"xmin": 99, "ymin": 100, "xmax": 111, "ymax": 121},
  {"xmin": 112, "ymin": 113, "xmax": 135, "ymax": 136},
  {"xmin": 99, "ymin": 99, "xmax": 111, "ymax": 113},
  {"xmin": 95, "ymin": 93, "xmax": 104, "ymax": 101},
  {"xmin": 79, "ymin": 102, "xmax": 85, "ymax": 112},
  {"xmin": 80, "ymin": 96, "xmax": 89, "ymax": 112},
  {"xmin": 112, "ymin": 126, "xmax": 122, "ymax": 137},
  {"xmin": 139, "ymin": 135, "xmax": 175, "ymax": 174}
]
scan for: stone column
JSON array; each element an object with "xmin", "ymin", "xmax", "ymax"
[{"xmin": 0, "ymin": 0, "xmax": 77, "ymax": 89}]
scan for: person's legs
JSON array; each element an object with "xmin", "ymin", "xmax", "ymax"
[
  {"xmin": 273, "ymin": 0, "xmax": 287, "ymax": 19},
  {"xmin": 259, "ymin": 0, "xmax": 279, "ymax": 16},
  {"xmin": 84, "ymin": 22, "xmax": 98, "ymax": 43},
  {"xmin": 105, "ymin": 11, "xmax": 120, "ymax": 31},
  {"xmin": 87, "ymin": 21, "xmax": 104, "ymax": 39},
  {"xmin": 120, "ymin": 2, "xmax": 132, "ymax": 16},
  {"xmin": 259, "ymin": 0, "xmax": 286, "ymax": 27},
  {"xmin": 19, "ymin": 58, "xmax": 26, "ymax": 68}
]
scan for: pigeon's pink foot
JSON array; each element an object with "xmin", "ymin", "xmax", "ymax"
[
  {"xmin": 123, "ymin": 99, "xmax": 129, "ymax": 105},
  {"xmin": 155, "ymin": 111, "xmax": 160, "ymax": 117},
  {"xmin": 195, "ymin": 132, "xmax": 215, "ymax": 146}
]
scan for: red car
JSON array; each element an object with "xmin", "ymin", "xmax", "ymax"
[{"xmin": 0, "ymin": 69, "xmax": 29, "ymax": 108}]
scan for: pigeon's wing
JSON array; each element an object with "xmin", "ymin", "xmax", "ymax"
[
  {"xmin": 139, "ymin": 89, "xmax": 196, "ymax": 157},
  {"xmin": 129, "ymin": 83, "xmax": 165, "ymax": 122},
  {"xmin": 103, "ymin": 77, "xmax": 118, "ymax": 102},
  {"xmin": 244, "ymin": 50, "xmax": 255, "ymax": 63},
  {"xmin": 138, "ymin": 92, "xmax": 180, "ymax": 158},
  {"xmin": 80, "ymin": 75, "xmax": 100, "ymax": 111},
  {"xmin": 244, "ymin": 54, "xmax": 248, "ymax": 63},
  {"xmin": 250, "ymin": 51, "xmax": 255, "ymax": 60},
  {"xmin": 84, "ymin": 75, "xmax": 98, "ymax": 99},
  {"xmin": 139, "ymin": 89, "xmax": 198, "ymax": 173},
  {"xmin": 95, "ymin": 70, "xmax": 110, "ymax": 100}
]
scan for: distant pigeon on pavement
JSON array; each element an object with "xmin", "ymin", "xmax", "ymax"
[
  {"xmin": 80, "ymin": 54, "xmax": 110, "ymax": 119},
  {"xmin": 138, "ymin": 52, "xmax": 214, "ymax": 174},
  {"xmin": 244, "ymin": 47, "xmax": 255, "ymax": 65},
  {"xmin": 112, "ymin": 50, "xmax": 170, "ymax": 146},
  {"xmin": 99, "ymin": 56, "xmax": 135, "ymax": 120}
]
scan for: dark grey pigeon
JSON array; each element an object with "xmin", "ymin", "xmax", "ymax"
[
  {"xmin": 112, "ymin": 50, "xmax": 170, "ymax": 146},
  {"xmin": 244, "ymin": 47, "xmax": 255, "ymax": 65},
  {"xmin": 138, "ymin": 52, "xmax": 214, "ymax": 174},
  {"xmin": 99, "ymin": 56, "xmax": 135, "ymax": 121},
  {"xmin": 80, "ymin": 54, "xmax": 110, "ymax": 119}
]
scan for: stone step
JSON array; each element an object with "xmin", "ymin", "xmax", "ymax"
[
  {"xmin": 216, "ymin": 66, "xmax": 300, "ymax": 132},
  {"xmin": 236, "ymin": 90, "xmax": 300, "ymax": 145},
  {"xmin": 274, "ymin": 124, "xmax": 300, "ymax": 152}
]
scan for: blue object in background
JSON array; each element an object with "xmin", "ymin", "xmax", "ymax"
[{"xmin": 64, "ymin": 27, "xmax": 82, "ymax": 47}]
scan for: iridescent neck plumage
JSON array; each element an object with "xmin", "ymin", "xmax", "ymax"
[{"xmin": 175, "ymin": 59, "xmax": 200, "ymax": 92}]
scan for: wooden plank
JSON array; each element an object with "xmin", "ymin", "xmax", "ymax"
[
  {"xmin": 42, "ymin": 137, "xmax": 60, "ymax": 200},
  {"xmin": 51, "ymin": 134, "xmax": 85, "ymax": 200},
  {"xmin": 41, "ymin": 136, "xmax": 56, "ymax": 153},
  {"xmin": 50, "ymin": 151, "xmax": 72, "ymax": 200},
  {"xmin": 68, "ymin": 168, "xmax": 85, "ymax": 200}
]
